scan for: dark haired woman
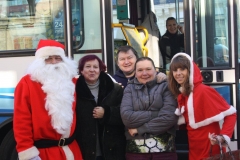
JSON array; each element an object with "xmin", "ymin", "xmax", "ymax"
[
  {"xmin": 168, "ymin": 52, "xmax": 236, "ymax": 160},
  {"xmin": 75, "ymin": 55, "xmax": 126, "ymax": 160}
]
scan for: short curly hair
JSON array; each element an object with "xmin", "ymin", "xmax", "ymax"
[{"xmin": 78, "ymin": 55, "xmax": 106, "ymax": 74}]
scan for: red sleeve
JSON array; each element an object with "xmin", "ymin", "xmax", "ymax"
[
  {"xmin": 13, "ymin": 75, "xmax": 39, "ymax": 158},
  {"xmin": 221, "ymin": 112, "xmax": 236, "ymax": 137}
]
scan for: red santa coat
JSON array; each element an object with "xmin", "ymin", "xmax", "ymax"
[
  {"xmin": 13, "ymin": 75, "xmax": 82, "ymax": 160},
  {"xmin": 172, "ymin": 53, "xmax": 236, "ymax": 160}
]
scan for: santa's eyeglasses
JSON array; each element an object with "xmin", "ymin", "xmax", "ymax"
[{"xmin": 45, "ymin": 55, "xmax": 63, "ymax": 64}]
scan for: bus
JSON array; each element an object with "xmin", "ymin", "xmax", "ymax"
[{"xmin": 0, "ymin": 0, "xmax": 239, "ymax": 159}]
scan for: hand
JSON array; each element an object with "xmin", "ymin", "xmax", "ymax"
[
  {"xmin": 128, "ymin": 128, "xmax": 138, "ymax": 137},
  {"xmin": 208, "ymin": 133, "xmax": 224, "ymax": 145},
  {"xmin": 93, "ymin": 106, "xmax": 104, "ymax": 118},
  {"xmin": 156, "ymin": 72, "xmax": 167, "ymax": 82},
  {"xmin": 177, "ymin": 25, "xmax": 184, "ymax": 34},
  {"xmin": 29, "ymin": 156, "xmax": 41, "ymax": 160}
]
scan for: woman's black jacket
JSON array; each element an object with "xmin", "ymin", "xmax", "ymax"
[{"xmin": 75, "ymin": 72, "xmax": 126, "ymax": 160}]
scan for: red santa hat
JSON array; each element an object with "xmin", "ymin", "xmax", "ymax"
[{"xmin": 35, "ymin": 39, "xmax": 65, "ymax": 59}]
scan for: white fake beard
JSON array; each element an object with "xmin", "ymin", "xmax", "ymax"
[{"xmin": 27, "ymin": 58, "xmax": 78, "ymax": 135}]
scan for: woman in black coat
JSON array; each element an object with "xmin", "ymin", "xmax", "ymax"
[{"xmin": 75, "ymin": 55, "xmax": 126, "ymax": 160}]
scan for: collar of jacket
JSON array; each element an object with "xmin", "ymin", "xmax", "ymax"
[
  {"xmin": 76, "ymin": 71, "xmax": 114, "ymax": 100},
  {"xmin": 115, "ymin": 69, "xmax": 135, "ymax": 79},
  {"xmin": 163, "ymin": 30, "xmax": 178, "ymax": 38},
  {"xmin": 115, "ymin": 69, "xmax": 126, "ymax": 78}
]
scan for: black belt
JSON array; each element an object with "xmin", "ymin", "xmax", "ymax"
[{"xmin": 34, "ymin": 131, "xmax": 76, "ymax": 148}]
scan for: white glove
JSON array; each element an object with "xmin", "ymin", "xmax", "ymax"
[{"xmin": 29, "ymin": 156, "xmax": 41, "ymax": 160}]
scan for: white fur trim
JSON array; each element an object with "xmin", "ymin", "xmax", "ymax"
[
  {"xmin": 175, "ymin": 108, "xmax": 181, "ymax": 116},
  {"xmin": 178, "ymin": 115, "xmax": 186, "ymax": 125},
  {"xmin": 175, "ymin": 106, "xmax": 185, "ymax": 116},
  {"xmin": 61, "ymin": 127, "xmax": 74, "ymax": 160},
  {"xmin": 62, "ymin": 146, "xmax": 74, "ymax": 160},
  {"xmin": 180, "ymin": 106, "xmax": 185, "ymax": 114},
  {"xmin": 189, "ymin": 105, "xmax": 236, "ymax": 129},
  {"xmin": 222, "ymin": 134, "xmax": 230, "ymax": 146},
  {"xmin": 35, "ymin": 46, "xmax": 65, "ymax": 59},
  {"xmin": 18, "ymin": 146, "xmax": 39, "ymax": 160},
  {"xmin": 171, "ymin": 52, "xmax": 192, "ymax": 63},
  {"xmin": 187, "ymin": 92, "xmax": 195, "ymax": 127},
  {"xmin": 107, "ymin": 73, "xmax": 117, "ymax": 83}
]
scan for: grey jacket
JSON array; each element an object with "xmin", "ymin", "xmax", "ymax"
[{"xmin": 120, "ymin": 77, "xmax": 178, "ymax": 140}]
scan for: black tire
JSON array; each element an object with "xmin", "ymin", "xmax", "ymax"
[{"xmin": 0, "ymin": 129, "xmax": 18, "ymax": 160}]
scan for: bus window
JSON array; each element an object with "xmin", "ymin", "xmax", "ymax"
[
  {"xmin": 195, "ymin": 0, "xmax": 229, "ymax": 67},
  {"xmin": 0, "ymin": 0, "xmax": 84, "ymax": 51}
]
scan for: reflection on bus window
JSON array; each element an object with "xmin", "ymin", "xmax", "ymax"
[
  {"xmin": 195, "ymin": 0, "xmax": 229, "ymax": 68},
  {"xmin": 0, "ymin": 0, "xmax": 84, "ymax": 51},
  {"xmin": 214, "ymin": 37, "xmax": 229, "ymax": 64},
  {"xmin": 71, "ymin": 0, "xmax": 83, "ymax": 49}
]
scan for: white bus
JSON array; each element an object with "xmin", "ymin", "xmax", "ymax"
[{"xmin": 0, "ymin": 0, "xmax": 239, "ymax": 159}]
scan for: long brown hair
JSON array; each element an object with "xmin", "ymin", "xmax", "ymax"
[{"xmin": 168, "ymin": 55, "xmax": 192, "ymax": 97}]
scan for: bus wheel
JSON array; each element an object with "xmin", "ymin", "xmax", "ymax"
[{"xmin": 0, "ymin": 129, "xmax": 18, "ymax": 160}]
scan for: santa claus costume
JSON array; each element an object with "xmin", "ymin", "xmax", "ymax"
[
  {"xmin": 13, "ymin": 39, "xmax": 82, "ymax": 160},
  {"xmin": 171, "ymin": 53, "xmax": 236, "ymax": 160}
]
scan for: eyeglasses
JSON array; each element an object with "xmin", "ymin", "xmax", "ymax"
[{"xmin": 45, "ymin": 56, "xmax": 63, "ymax": 63}]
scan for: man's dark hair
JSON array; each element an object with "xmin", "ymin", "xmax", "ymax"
[{"xmin": 116, "ymin": 46, "xmax": 139, "ymax": 61}]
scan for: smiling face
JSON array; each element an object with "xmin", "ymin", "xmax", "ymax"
[
  {"xmin": 172, "ymin": 68, "xmax": 188, "ymax": 86},
  {"xmin": 166, "ymin": 19, "xmax": 178, "ymax": 34},
  {"xmin": 117, "ymin": 50, "xmax": 137, "ymax": 77},
  {"xmin": 81, "ymin": 59, "xmax": 100, "ymax": 84},
  {"xmin": 135, "ymin": 60, "xmax": 156, "ymax": 84}
]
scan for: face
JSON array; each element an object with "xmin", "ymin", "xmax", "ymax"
[
  {"xmin": 81, "ymin": 59, "xmax": 100, "ymax": 84},
  {"xmin": 117, "ymin": 50, "xmax": 137, "ymax": 76},
  {"xmin": 135, "ymin": 60, "xmax": 156, "ymax": 84},
  {"xmin": 45, "ymin": 55, "xmax": 63, "ymax": 64},
  {"xmin": 166, "ymin": 19, "xmax": 178, "ymax": 34},
  {"xmin": 172, "ymin": 68, "xmax": 188, "ymax": 86}
]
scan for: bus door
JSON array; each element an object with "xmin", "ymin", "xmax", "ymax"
[{"xmin": 186, "ymin": 0, "xmax": 239, "ymax": 149}]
